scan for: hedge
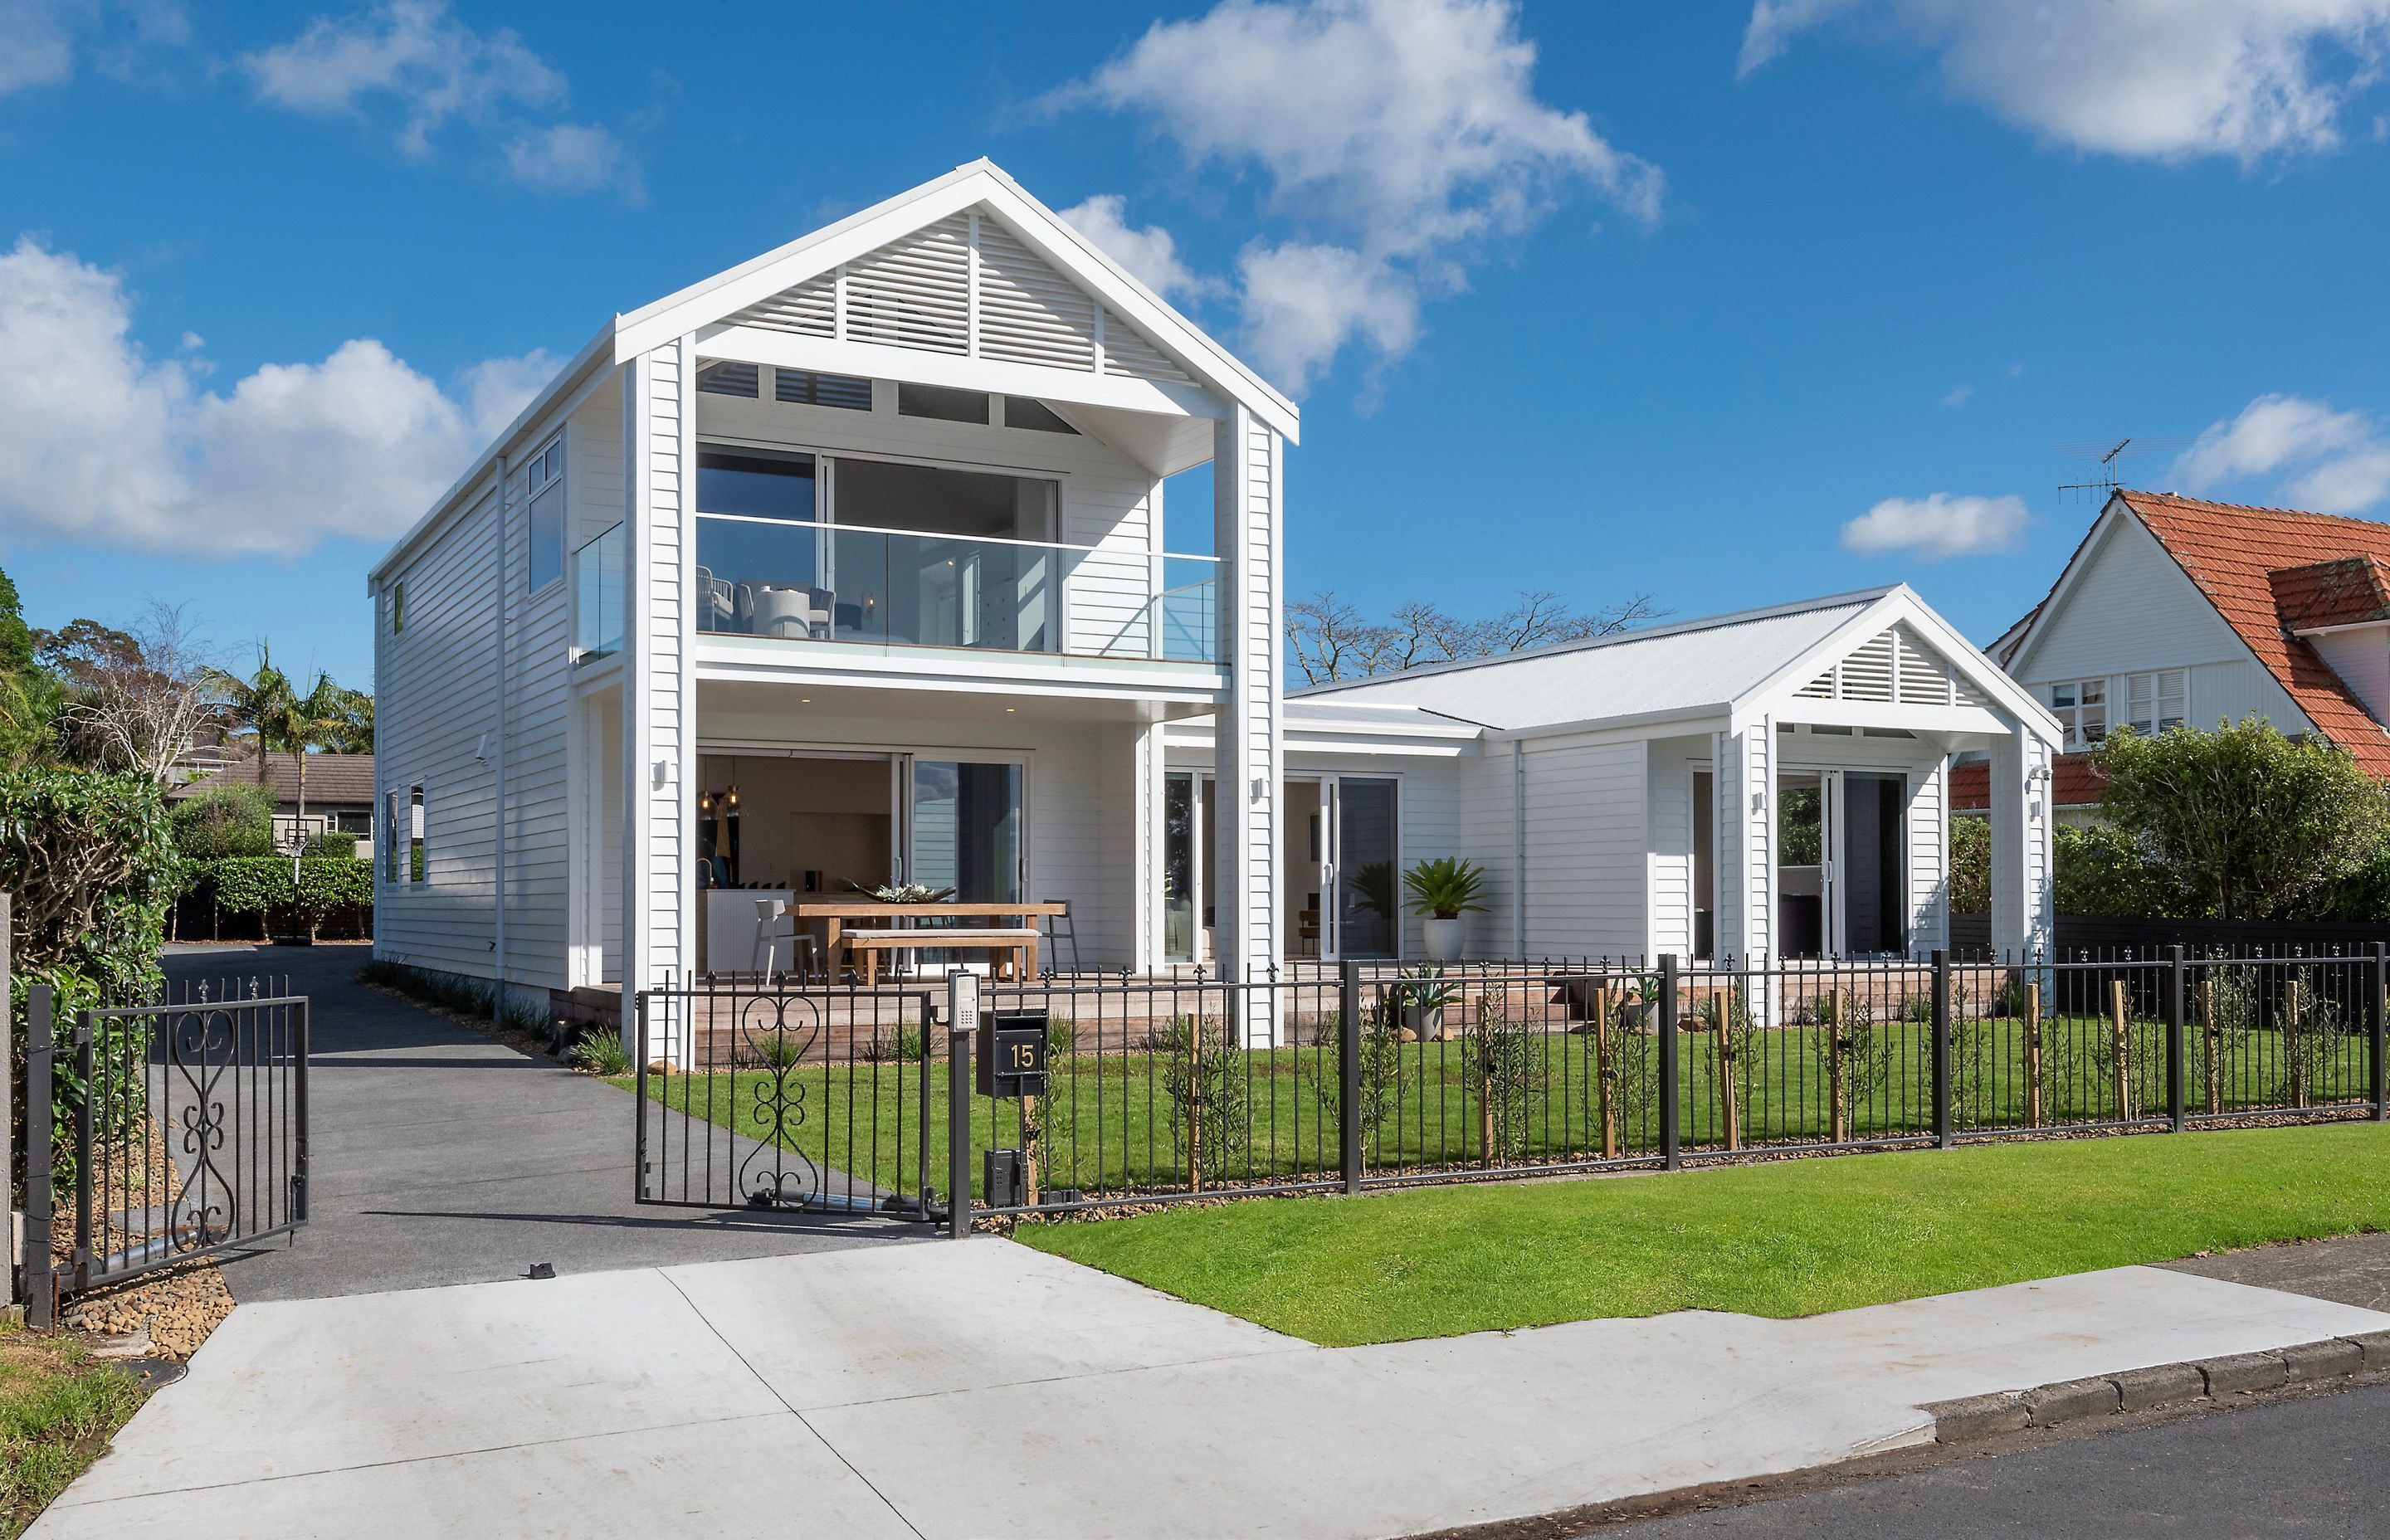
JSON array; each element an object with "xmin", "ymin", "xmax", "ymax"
[{"xmin": 186, "ymin": 856, "xmax": 373, "ymax": 938}]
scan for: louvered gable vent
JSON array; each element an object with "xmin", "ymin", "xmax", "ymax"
[
  {"xmin": 1795, "ymin": 624, "xmax": 1988, "ymax": 709},
  {"xmin": 716, "ymin": 203, "xmax": 1199, "ymax": 388}
]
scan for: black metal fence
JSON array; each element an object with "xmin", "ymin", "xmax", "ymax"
[
  {"xmin": 632, "ymin": 946, "xmax": 2388, "ymax": 1230},
  {"xmin": 21, "ymin": 978, "xmax": 310, "ymax": 1324}
]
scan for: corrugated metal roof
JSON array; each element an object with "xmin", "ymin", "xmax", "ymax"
[
  {"xmin": 1295, "ymin": 593, "xmax": 1881, "ymax": 732},
  {"xmin": 1284, "ymin": 700, "xmax": 1478, "ymax": 732}
]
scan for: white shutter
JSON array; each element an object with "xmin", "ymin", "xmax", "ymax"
[
  {"xmin": 728, "ymin": 271, "xmax": 835, "ymax": 338},
  {"xmin": 975, "ymin": 217, "xmax": 1098, "ymax": 370},
  {"xmin": 843, "ymin": 212, "xmax": 972, "ymax": 355}
]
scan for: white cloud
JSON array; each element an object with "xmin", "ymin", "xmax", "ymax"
[
  {"xmin": 1940, "ymin": 383, "xmax": 1972, "ymax": 408},
  {"xmin": 2173, "ymin": 392, "xmax": 2390, "ymax": 514},
  {"xmin": 0, "ymin": 0, "xmax": 186, "ymax": 95},
  {"xmin": 242, "ymin": 0, "xmax": 634, "ymax": 194},
  {"xmin": 1057, "ymin": 195, "xmax": 1213, "ymax": 301},
  {"xmin": 1061, "ymin": 0, "xmax": 1658, "ymax": 393},
  {"xmin": 0, "ymin": 235, "xmax": 546, "ymax": 558},
  {"xmin": 1740, "ymin": 0, "xmax": 2390, "ymax": 163},
  {"xmin": 503, "ymin": 122, "xmax": 635, "ymax": 197},
  {"xmin": 1235, "ymin": 242, "xmax": 1420, "ymax": 395},
  {"xmin": 1841, "ymin": 493, "xmax": 2029, "ymax": 558}
]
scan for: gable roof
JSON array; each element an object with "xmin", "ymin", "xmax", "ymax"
[
  {"xmin": 171, "ymin": 752, "xmax": 377, "ymax": 807},
  {"xmin": 2100, "ymin": 490, "xmax": 2390, "ymax": 775},
  {"xmin": 1295, "ymin": 585, "xmax": 2054, "ymax": 741}
]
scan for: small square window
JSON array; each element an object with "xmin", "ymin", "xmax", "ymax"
[{"xmin": 896, "ymin": 383, "xmax": 989, "ymax": 424}]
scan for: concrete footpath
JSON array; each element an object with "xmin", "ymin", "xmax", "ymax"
[{"xmin": 33, "ymin": 1239, "xmax": 2390, "ymax": 1539}]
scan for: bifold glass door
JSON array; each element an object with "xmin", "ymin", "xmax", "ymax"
[
  {"xmin": 1329, "ymin": 777, "xmax": 1400, "ymax": 960},
  {"xmin": 1162, "ymin": 772, "xmax": 1401, "ymax": 964}
]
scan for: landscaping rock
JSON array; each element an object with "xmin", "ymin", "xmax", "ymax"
[
  {"xmin": 1923, "ymin": 1391, "xmax": 2027, "ymax": 1442},
  {"xmin": 2280, "ymin": 1338, "xmax": 2363, "ymax": 1383},
  {"xmin": 2110, "ymin": 1362, "xmax": 2207, "ymax": 1412},
  {"xmin": 60, "ymin": 1259, "xmax": 236, "ymax": 1362},
  {"xmin": 2340, "ymin": 1328, "xmax": 2390, "ymax": 1371},
  {"xmin": 2197, "ymin": 1351, "xmax": 2287, "ymax": 1396},
  {"xmin": 2024, "ymin": 1376, "xmax": 2120, "ymax": 1426}
]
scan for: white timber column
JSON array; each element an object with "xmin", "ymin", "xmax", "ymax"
[
  {"xmin": 620, "ymin": 338, "xmax": 697, "ymax": 1059},
  {"xmin": 1212, "ymin": 406, "xmax": 1285, "ymax": 1039},
  {"xmin": 1714, "ymin": 717, "xmax": 1777, "ymax": 970},
  {"xmin": 1131, "ymin": 719, "xmax": 1166, "ymax": 972},
  {"xmin": 1987, "ymin": 724, "xmax": 2055, "ymax": 965}
]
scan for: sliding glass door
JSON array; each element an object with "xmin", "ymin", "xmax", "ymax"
[
  {"xmin": 1330, "ymin": 777, "xmax": 1401, "ymax": 960},
  {"xmin": 907, "ymin": 758, "xmax": 1025, "ymax": 904}
]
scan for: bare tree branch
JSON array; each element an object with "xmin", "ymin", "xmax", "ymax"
[
  {"xmin": 45, "ymin": 602, "xmax": 222, "ymax": 783},
  {"xmin": 1284, "ymin": 589, "xmax": 1668, "ymax": 684}
]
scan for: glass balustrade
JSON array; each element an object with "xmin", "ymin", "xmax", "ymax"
[
  {"xmin": 572, "ymin": 521, "xmax": 624, "ymax": 664},
  {"xmin": 692, "ymin": 514, "xmax": 1220, "ymax": 663}
]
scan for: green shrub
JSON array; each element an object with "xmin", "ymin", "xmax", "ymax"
[
  {"xmin": 202, "ymin": 856, "xmax": 373, "ymax": 938},
  {"xmin": 300, "ymin": 830, "xmax": 358, "ymax": 858},
  {"xmin": 168, "ymin": 779, "xmax": 276, "ymax": 860},
  {"xmin": 569, "ymin": 1031, "xmax": 632, "ymax": 1076}
]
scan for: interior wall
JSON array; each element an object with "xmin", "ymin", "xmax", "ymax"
[
  {"xmin": 1283, "ymin": 778, "xmax": 1324, "ymax": 958},
  {"xmin": 695, "ymin": 753, "xmax": 891, "ymax": 894}
]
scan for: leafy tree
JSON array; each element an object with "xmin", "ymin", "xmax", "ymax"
[
  {"xmin": 209, "ymin": 651, "xmax": 356, "ymax": 880},
  {"xmin": 0, "ymin": 565, "xmax": 59, "ymax": 768},
  {"xmin": 169, "ymin": 778, "xmax": 277, "ymax": 860},
  {"xmin": 2096, "ymin": 719, "xmax": 2390, "ymax": 921},
  {"xmin": 2052, "ymin": 822, "xmax": 2198, "ymax": 919},
  {"xmin": 1285, "ymin": 589, "xmax": 1666, "ymax": 685},
  {"xmin": 1949, "ymin": 815, "xmax": 1988, "ymax": 913}
]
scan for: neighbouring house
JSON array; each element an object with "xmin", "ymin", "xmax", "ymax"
[
  {"xmin": 1957, "ymin": 488, "xmax": 2390, "ymax": 821},
  {"xmin": 171, "ymin": 750, "xmax": 377, "ymax": 851},
  {"xmin": 367, "ymin": 160, "xmax": 2058, "ymax": 1039}
]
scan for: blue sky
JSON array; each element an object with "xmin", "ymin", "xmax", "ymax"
[{"xmin": 7, "ymin": 0, "xmax": 2390, "ymax": 689}]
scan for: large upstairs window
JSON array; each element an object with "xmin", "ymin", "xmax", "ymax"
[{"xmin": 2050, "ymin": 679, "xmax": 2107, "ymax": 751}]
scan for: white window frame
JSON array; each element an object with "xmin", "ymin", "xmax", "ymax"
[
  {"xmin": 2049, "ymin": 678, "xmax": 2108, "ymax": 752},
  {"xmin": 526, "ymin": 434, "xmax": 566, "ymax": 594},
  {"xmin": 2124, "ymin": 669, "xmax": 2188, "ymax": 737}
]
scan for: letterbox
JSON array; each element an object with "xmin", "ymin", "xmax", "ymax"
[{"xmin": 976, "ymin": 1010, "xmax": 1049, "ymax": 1098}]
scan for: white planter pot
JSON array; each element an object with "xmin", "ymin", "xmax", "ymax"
[
  {"xmin": 1401, "ymin": 1001, "xmax": 1447, "ymax": 1041},
  {"xmin": 1422, "ymin": 916, "xmax": 1466, "ymax": 963}
]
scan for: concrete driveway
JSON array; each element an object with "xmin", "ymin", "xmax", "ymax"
[
  {"xmin": 165, "ymin": 943, "xmax": 916, "ymax": 1301},
  {"xmin": 35, "ymin": 1238, "xmax": 2390, "ymax": 1539}
]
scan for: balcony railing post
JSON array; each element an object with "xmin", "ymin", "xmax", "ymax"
[
  {"xmin": 2165, "ymin": 946, "xmax": 2187, "ymax": 1134},
  {"xmin": 1658, "ymin": 955, "xmax": 1680, "ymax": 1171},
  {"xmin": 1339, "ymin": 958, "xmax": 1363, "ymax": 1192},
  {"xmin": 1930, "ymin": 948, "xmax": 1953, "ymax": 1149}
]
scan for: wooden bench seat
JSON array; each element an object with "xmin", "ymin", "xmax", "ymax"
[{"xmin": 841, "ymin": 927, "xmax": 1040, "ymax": 987}]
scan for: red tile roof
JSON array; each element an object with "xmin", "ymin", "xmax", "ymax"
[
  {"xmin": 2109, "ymin": 490, "xmax": 2390, "ymax": 777},
  {"xmin": 1949, "ymin": 753, "xmax": 2107, "ymax": 812},
  {"xmin": 173, "ymin": 752, "xmax": 376, "ymax": 806}
]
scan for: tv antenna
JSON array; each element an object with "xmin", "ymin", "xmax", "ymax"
[{"xmin": 2055, "ymin": 436, "xmax": 2191, "ymax": 503}]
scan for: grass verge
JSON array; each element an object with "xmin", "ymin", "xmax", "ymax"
[
  {"xmin": 1015, "ymin": 1121, "xmax": 2390, "ymax": 1346},
  {"xmin": 0, "ymin": 1331, "xmax": 144, "ymax": 1538}
]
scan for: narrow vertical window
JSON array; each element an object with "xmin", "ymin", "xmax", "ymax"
[
  {"xmin": 528, "ymin": 438, "xmax": 565, "ymax": 592},
  {"xmin": 409, "ymin": 783, "xmax": 427, "ymax": 884},
  {"xmin": 384, "ymin": 789, "xmax": 400, "ymax": 882},
  {"xmin": 391, "ymin": 581, "xmax": 406, "ymax": 634}
]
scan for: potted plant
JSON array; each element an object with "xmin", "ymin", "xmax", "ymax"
[
  {"xmin": 1395, "ymin": 965, "xmax": 1453, "ymax": 1040},
  {"xmin": 1403, "ymin": 856, "xmax": 1487, "ymax": 963}
]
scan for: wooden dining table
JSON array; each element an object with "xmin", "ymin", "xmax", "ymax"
[{"xmin": 793, "ymin": 899, "xmax": 1069, "ymax": 981}]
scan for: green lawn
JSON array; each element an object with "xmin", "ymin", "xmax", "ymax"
[
  {"xmin": 0, "ymin": 1329, "xmax": 144, "ymax": 1538},
  {"xmin": 630, "ymin": 1011, "xmax": 2375, "ymax": 1201},
  {"xmin": 1014, "ymin": 1121, "xmax": 2390, "ymax": 1346}
]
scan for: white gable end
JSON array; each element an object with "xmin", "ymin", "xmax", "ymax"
[
  {"xmin": 1793, "ymin": 623, "xmax": 1989, "ymax": 709},
  {"xmin": 722, "ymin": 202, "xmax": 1196, "ymax": 387}
]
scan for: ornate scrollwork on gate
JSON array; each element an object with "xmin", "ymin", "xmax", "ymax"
[
  {"xmin": 166, "ymin": 1006, "xmax": 239, "ymax": 1250},
  {"xmin": 736, "ymin": 993, "xmax": 824, "ymax": 1210}
]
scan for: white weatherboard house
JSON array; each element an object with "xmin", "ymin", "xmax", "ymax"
[{"xmin": 368, "ymin": 162, "xmax": 2058, "ymax": 1039}]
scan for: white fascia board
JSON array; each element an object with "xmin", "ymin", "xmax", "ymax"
[
  {"xmin": 614, "ymin": 160, "xmax": 1300, "ymax": 443},
  {"xmin": 2290, "ymin": 619, "xmax": 2390, "ymax": 639},
  {"xmin": 368, "ymin": 323, "xmax": 616, "ymax": 585},
  {"xmin": 1766, "ymin": 699, "xmax": 2009, "ymax": 735},
  {"xmin": 695, "ymin": 324, "xmax": 1225, "ymax": 421},
  {"xmin": 1485, "ymin": 703, "xmax": 1733, "ymax": 746},
  {"xmin": 693, "ymin": 637, "xmax": 1226, "ymax": 706}
]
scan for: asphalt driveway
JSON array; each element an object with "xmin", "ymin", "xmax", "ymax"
[{"xmin": 165, "ymin": 943, "xmax": 916, "ymax": 1300}]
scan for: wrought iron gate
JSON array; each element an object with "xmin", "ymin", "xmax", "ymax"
[
  {"xmin": 22, "ymin": 979, "xmax": 310, "ymax": 1324},
  {"xmin": 632, "ymin": 979, "xmax": 939, "ymax": 1222}
]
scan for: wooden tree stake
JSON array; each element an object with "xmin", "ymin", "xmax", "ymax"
[
  {"xmin": 2202, "ymin": 976, "xmax": 2221, "ymax": 1115},
  {"xmin": 1188, "ymin": 1015, "xmax": 1204, "ymax": 1192},
  {"xmin": 2285, "ymin": 977, "xmax": 2306, "ymax": 1110},
  {"xmin": 1828, "ymin": 988, "xmax": 1848, "ymax": 1144},
  {"xmin": 1716, "ymin": 988, "xmax": 1742, "ymax": 1153},
  {"xmin": 2110, "ymin": 979, "xmax": 2132, "ymax": 1120}
]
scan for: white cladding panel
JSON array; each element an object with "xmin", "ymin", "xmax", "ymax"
[
  {"xmin": 1646, "ymin": 738, "xmax": 1702, "ymax": 959},
  {"xmin": 1518, "ymin": 734, "xmax": 1647, "ymax": 958},
  {"xmin": 2309, "ymin": 627, "xmax": 2390, "ymax": 727},
  {"xmin": 374, "ymin": 489, "xmax": 502, "ymax": 977}
]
